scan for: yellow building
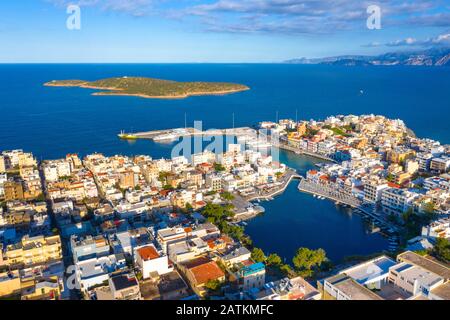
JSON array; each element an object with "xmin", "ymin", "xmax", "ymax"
[
  {"xmin": 21, "ymin": 276, "xmax": 61, "ymax": 300},
  {"xmin": 4, "ymin": 235, "xmax": 62, "ymax": 268},
  {"xmin": 0, "ymin": 270, "xmax": 21, "ymax": 298},
  {"xmin": 119, "ymin": 170, "xmax": 136, "ymax": 189},
  {"xmin": 18, "ymin": 153, "xmax": 37, "ymax": 168},
  {"xmin": 4, "ymin": 181, "xmax": 24, "ymax": 201},
  {"xmin": 387, "ymin": 148, "xmax": 415, "ymax": 164},
  {"xmin": 297, "ymin": 122, "xmax": 307, "ymax": 136},
  {"xmin": 0, "ymin": 155, "xmax": 6, "ymax": 173},
  {"xmin": 394, "ymin": 172, "xmax": 412, "ymax": 185}
]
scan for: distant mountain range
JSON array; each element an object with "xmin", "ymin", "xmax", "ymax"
[{"xmin": 284, "ymin": 48, "xmax": 450, "ymax": 66}]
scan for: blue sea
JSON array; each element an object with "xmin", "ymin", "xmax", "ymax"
[{"xmin": 1, "ymin": 64, "xmax": 449, "ymax": 262}]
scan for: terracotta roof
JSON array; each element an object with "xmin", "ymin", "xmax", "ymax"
[
  {"xmin": 387, "ymin": 182, "xmax": 401, "ymax": 188},
  {"xmin": 189, "ymin": 261, "xmax": 225, "ymax": 285},
  {"xmin": 137, "ymin": 246, "xmax": 160, "ymax": 261}
]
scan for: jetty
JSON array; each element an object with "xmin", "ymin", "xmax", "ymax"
[{"xmin": 118, "ymin": 127, "xmax": 256, "ymax": 141}]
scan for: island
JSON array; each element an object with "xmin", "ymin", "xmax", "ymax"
[{"xmin": 44, "ymin": 77, "xmax": 250, "ymax": 99}]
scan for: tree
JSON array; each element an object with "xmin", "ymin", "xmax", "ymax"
[
  {"xmin": 251, "ymin": 248, "xmax": 267, "ymax": 263},
  {"xmin": 220, "ymin": 191, "xmax": 235, "ymax": 201},
  {"xmin": 266, "ymin": 253, "xmax": 282, "ymax": 266},
  {"xmin": 185, "ymin": 202, "xmax": 193, "ymax": 212},
  {"xmin": 279, "ymin": 264, "xmax": 295, "ymax": 278},
  {"xmin": 433, "ymin": 238, "xmax": 450, "ymax": 263},
  {"xmin": 214, "ymin": 163, "xmax": 226, "ymax": 172},
  {"xmin": 205, "ymin": 279, "xmax": 223, "ymax": 292},
  {"xmin": 202, "ymin": 203, "xmax": 234, "ymax": 225},
  {"xmin": 422, "ymin": 201, "xmax": 436, "ymax": 215},
  {"xmin": 158, "ymin": 171, "xmax": 170, "ymax": 183},
  {"xmin": 292, "ymin": 247, "xmax": 327, "ymax": 278}
]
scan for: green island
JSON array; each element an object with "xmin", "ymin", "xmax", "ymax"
[{"xmin": 44, "ymin": 76, "xmax": 250, "ymax": 99}]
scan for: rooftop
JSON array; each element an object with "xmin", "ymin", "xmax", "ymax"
[
  {"xmin": 326, "ymin": 274, "xmax": 383, "ymax": 300},
  {"xmin": 397, "ymin": 251, "xmax": 450, "ymax": 280},
  {"xmin": 185, "ymin": 258, "xmax": 225, "ymax": 285},
  {"xmin": 341, "ymin": 256, "xmax": 397, "ymax": 285},
  {"xmin": 110, "ymin": 273, "xmax": 139, "ymax": 291},
  {"xmin": 137, "ymin": 245, "xmax": 160, "ymax": 261}
]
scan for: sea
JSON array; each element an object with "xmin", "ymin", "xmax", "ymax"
[{"xmin": 1, "ymin": 63, "xmax": 449, "ymax": 262}]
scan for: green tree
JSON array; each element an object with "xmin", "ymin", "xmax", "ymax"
[
  {"xmin": 422, "ymin": 202, "xmax": 436, "ymax": 215},
  {"xmin": 205, "ymin": 279, "xmax": 223, "ymax": 292},
  {"xmin": 158, "ymin": 171, "xmax": 170, "ymax": 183},
  {"xmin": 220, "ymin": 191, "xmax": 235, "ymax": 201},
  {"xmin": 433, "ymin": 238, "xmax": 450, "ymax": 263},
  {"xmin": 292, "ymin": 247, "xmax": 327, "ymax": 278},
  {"xmin": 214, "ymin": 163, "xmax": 226, "ymax": 172},
  {"xmin": 185, "ymin": 202, "xmax": 193, "ymax": 212},
  {"xmin": 251, "ymin": 248, "xmax": 267, "ymax": 263},
  {"xmin": 266, "ymin": 253, "xmax": 282, "ymax": 266}
]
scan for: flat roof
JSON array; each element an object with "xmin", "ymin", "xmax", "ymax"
[
  {"xmin": 397, "ymin": 251, "xmax": 450, "ymax": 280},
  {"xmin": 430, "ymin": 282, "xmax": 450, "ymax": 300},
  {"xmin": 326, "ymin": 274, "xmax": 383, "ymax": 300},
  {"xmin": 342, "ymin": 256, "xmax": 396, "ymax": 284}
]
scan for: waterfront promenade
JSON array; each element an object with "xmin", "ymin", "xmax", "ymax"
[{"xmin": 298, "ymin": 179, "xmax": 399, "ymax": 232}]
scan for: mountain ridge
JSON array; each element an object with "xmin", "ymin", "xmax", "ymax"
[{"xmin": 285, "ymin": 48, "xmax": 450, "ymax": 66}]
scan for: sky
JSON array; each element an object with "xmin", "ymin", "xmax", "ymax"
[{"xmin": 0, "ymin": 0, "xmax": 449, "ymax": 62}]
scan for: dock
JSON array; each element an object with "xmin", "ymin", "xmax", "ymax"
[{"xmin": 118, "ymin": 127, "xmax": 257, "ymax": 141}]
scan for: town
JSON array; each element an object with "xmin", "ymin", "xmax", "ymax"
[{"xmin": 0, "ymin": 114, "xmax": 449, "ymax": 301}]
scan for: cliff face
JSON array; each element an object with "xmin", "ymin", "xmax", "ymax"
[{"xmin": 285, "ymin": 48, "xmax": 450, "ymax": 66}]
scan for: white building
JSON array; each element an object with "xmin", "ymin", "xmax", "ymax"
[
  {"xmin": 381, "ymin": 188, "xmax": 420, "ymax": 214},
  {"xmin": 135, "ymin": 245, "xmax": 173, "ymax": 279}
]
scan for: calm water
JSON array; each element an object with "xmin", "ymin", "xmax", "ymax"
[
  {"xmin": 1, "ymin": 64, "xmax": 449, "ymax": 261},
  {"xmin": 246, "ymin": 153, "xmax": 389, "ymax": 262}
]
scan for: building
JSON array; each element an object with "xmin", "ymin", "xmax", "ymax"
[
  {"xmin": 364, "ymin": 181, "xmax": 389, "ymax": 204},
  {"xmin": 139, "ymin": 270, "xmax": 189, "ymax": 300},
  {"xmin": 387, "ymin": 147, "xmax": 415, "ymax": 164},
  {"xmin": 322, "ymin": 274, "xmax": 383, "ymax": 300},
  {"xmin": 135, "ymin": 245, "xmax": 173, "ymax": 279},
  {"xmin": 321, "ymin": 252, "xmax": 450, "ymax": 300},
  {"xmin": 248, "ymin": 276, "xmax": 321, "ymax": 300},
  {"xmin": 381, "ymin": 188, "xmax": 420, "ymax": 214},
  {"xmin": 205, "ymin": 173, "xmax": 223, "ymax": 192},
  {"xmin": 430, "ymin": 156, "xmax": 450, "ymax": 173},
  {"xmin": 181, "ymin": 257, "xmax": 225, "ymax": 297},
  {"xmin": 108, "ymin": 272, "xmax": 142, "ymax": 300},
  {"xmin": 3, "ymin": 180, "xmax": 24, "ymax": 201},
  {"xmin": 70, "ymin": 235, "xmax": 111, "ymax": 263},
  {"xmin": 231, "ymin": 261, "xmax": 266, "ymax": 292},
  {"xmin": 21, "ymin": 277, "xmax": 62, "ymax": 300},
  {"xmin": 0, "ymin": 270, "xmax": 21, "ymax": 298},
  {"xmin": 388, "ymin": 262, "xmax": 445, "ymax": 299},
  {"xmin": 4, "ymin": 235, "xmax": 62, "ymax": 268},
  {"xmin": 421, "ymin": 218, "xmax": 450, "ymax": 241},
  {"xmin": 0, "ymin": 155, "xmax": 6, "ymax": 173}
]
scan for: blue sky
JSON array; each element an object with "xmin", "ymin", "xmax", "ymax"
[{"xmin": 0, "ymin": 0, "xmax": 449, "ymax": 62}]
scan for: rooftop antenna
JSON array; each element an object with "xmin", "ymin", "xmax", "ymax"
[
  {"xmin": 184, "ymin": 112, "xmax": 187, "ymax": 129},
  {"xmin": 276, "ymin": 110, "xmax": 279, "ymax": 123},
  {"xmin": 232, "ymin": 112, "xmax": 235, "ymax": 129}
]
